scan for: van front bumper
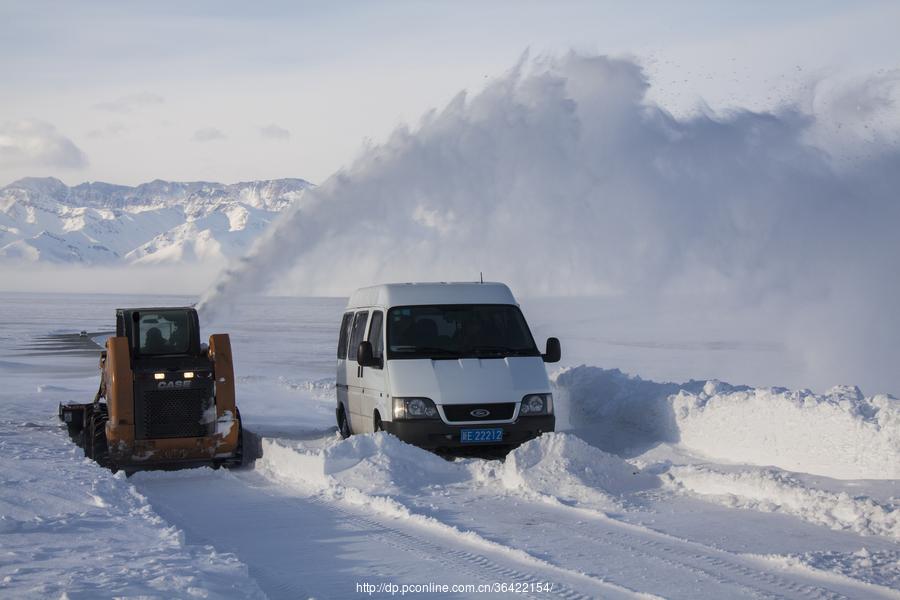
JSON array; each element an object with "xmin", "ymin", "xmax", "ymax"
[{"xmin": 382, "ymin": 415, "xmax": 555, "ymax": 450}]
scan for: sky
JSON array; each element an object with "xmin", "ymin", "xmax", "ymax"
[{"xmin": 2, "ymin": 0, "xmax": 900, "ymax": 187}]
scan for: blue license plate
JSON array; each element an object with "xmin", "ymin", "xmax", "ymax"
[{"xmin": 460, "ymin": 428, "xmax": 503, "ymax": 443}]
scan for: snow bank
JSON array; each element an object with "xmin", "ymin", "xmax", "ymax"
[
  {"xmin": 256, "ymin": 432, "xmax": 469, "ymax": 496},
  {"xmin": 674, "ymin": 383, "xmax": 899, "ymax": 480},
  {"xmin": 499, "ymin": 433, "xmax": 658, "ymax": 510},
  {"xmin": 554, "ymin": 366, "xmax": 900, "ymax": 480},
  {"xmin": 257, "ymin": 430, "xmax": 660, "ymax": 517},
  {"xmin": 665, "ymin": 464, "xmax": 899, "ymax": 539}
]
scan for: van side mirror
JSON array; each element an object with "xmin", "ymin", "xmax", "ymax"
[
  {"xmin": 542, "ymin": 337, "xmax": 561, "ymax": 363},
  {"xmin": 357, "ymin": 341, "xmax": 382, "ymax": 368}
]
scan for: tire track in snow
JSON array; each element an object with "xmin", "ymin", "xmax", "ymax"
[
  {"xmin": 478, "ymin": 489, "xmax": 896, "ymax": 600},
  {"xmin": 309, "ymin": 498, "xmax": 561, "ymax": 600},
  {"xmin": 395, "ymin": 493, "xmax": 838, "ymax": 600},
  {"xmin": 134, "ymin": 465, "xmax": 643, "ymax": 599},
  {"xmin": 743, "ymin": 553, "xmax": 900, "ymax": 600}
]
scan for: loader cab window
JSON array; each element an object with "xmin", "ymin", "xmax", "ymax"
[
  {"xmin": 137, "ymin": 311, "xmax": 191, "ymax": 355},
  {"xmin": 337, "ymin": 312, "xmax": 353, "ymax": 359},
  {"xmin": 347, "ymin": 311, "xmax": 369, "ymax": 363}
]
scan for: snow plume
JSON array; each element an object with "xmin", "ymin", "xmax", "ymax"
[{"xmin": 198, "ymin": 52, "xmax": 900, "ymax": 392}]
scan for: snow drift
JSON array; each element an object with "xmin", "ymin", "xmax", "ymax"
[
  {"xmin": 554, "ymin": 366, "xmax": 900, "ymax": 480},
  {"xmin": 498, "ymin": 433, "xmax": 658, "ymax": 510},
  {"xmin": 256, "ymin": 430, "xmax": 470, "ymax": 496},
  {"xmin": 255, "ymin": 430, "xmax": 658, "ymax": 512}
]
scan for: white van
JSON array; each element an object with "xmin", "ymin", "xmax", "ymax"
[{"xmin": 335, "ymin": 282, "xmax": 560, "ymax": 449}]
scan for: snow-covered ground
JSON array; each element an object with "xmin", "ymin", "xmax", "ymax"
[{"xmin": 1, "ymin": 292, "xmax": 897, "ymax": 599}]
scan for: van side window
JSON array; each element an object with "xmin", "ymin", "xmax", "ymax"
[
  {"xmin": 368, "ymin": 311, "xmax": 384, "ymax": 359},
  {"xmin": 348, "ymin": 311, "xmax": 370, "ymax": 363},
  {"xmin": 337, "ymin": 312, "xmax": 353, "ymax": 359}
]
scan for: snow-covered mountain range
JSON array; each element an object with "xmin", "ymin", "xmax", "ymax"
[{"xmin": 0, "ymin": 177, "xmax": 313, "ymax": 264}]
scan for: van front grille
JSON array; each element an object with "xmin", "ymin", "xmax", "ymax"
[{"xmin": 442, "ymin": 403, "xmax": 515, "ymax": 422}]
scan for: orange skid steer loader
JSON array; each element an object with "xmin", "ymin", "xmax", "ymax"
[{"xmin": 59, "ymin": 307, "xmax": 243, "ymax": 472}]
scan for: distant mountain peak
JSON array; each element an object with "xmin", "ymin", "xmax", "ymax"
[
  {"xmin": 5, "ymin": 176, "xmax": 69, "ymax": 195},
  {"xmin": 0, "ymin": 176, "xmax": 314, "ymax": 265}
]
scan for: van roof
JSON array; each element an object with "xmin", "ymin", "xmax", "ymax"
[
  {"xmin": 116, "ymin": 307, "xmax": 196, "ymax": 313},
  {"xmin": 346, "ymin": 282, "xmax": 516, "ymax": 309}
]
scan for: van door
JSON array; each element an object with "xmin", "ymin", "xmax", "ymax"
[
  {"xmin": 335, "ymin": 312, "xmax": 354, "ymax": 427},
  {"xmin": 346, "ymin": 310, "xmax": 370, "ymax": 432},
  {"xmin": 361, "ymin": 310, "xmax": 387, "ymax": 430}
]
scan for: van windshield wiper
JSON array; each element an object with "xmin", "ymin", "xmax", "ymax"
[
  {"xmin": 400, "ymin": 346, "xmax": 462, "ymax": 359},
  {"xmin": 465, "ymin": 345, "xmax": 534, "ymax": 357}
]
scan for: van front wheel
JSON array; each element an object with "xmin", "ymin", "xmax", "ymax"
[{"xmin": 337, "ymin": 405, "xmax": 351, "ymax": 439}]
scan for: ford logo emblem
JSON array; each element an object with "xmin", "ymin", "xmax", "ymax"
[{"xmin": 470, "ymin": 409, "xmax": 490, "ymax": 418}]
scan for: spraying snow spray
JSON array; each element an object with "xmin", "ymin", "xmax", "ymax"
[{"xmin": 198, "ymin": 52, "xmax": 900, "ymax": 392}]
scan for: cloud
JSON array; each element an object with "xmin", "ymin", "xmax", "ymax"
[
  {"xmin": 86, "ymin": 122, "xmax": 127, "ymax": 139},
  {"xmin": 260, "ymin": 124, "xmax": 291, "ymax": 141},
  {"xmin": 93, "ymin": 92, "xmax": 164, "ymax": 113},
  {"xmin": 0, "ymin": 119, "xmax": 88, "ymax": 168},
  {"xmin": 192, "ymin": 127, "xmax": 227, "ymax": 142}
]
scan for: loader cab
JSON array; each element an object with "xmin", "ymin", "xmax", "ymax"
[
  {"xmin": 116, "ymin": 307, "xmax": 203, "ymax": 360},
  {"xmin": 116, "ymin": 307, "xmax": 215, "ymax": 440}
]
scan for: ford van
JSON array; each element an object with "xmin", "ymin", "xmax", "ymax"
[{"xmin": 335, "ymin": 282, "xmax": 560, "ymax": 449}]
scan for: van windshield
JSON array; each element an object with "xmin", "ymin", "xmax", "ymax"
[{"xmin": 387, "ymin": 304, "xmax": 539, "ymax": 359}]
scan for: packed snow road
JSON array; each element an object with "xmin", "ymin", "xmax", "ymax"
[
  {"xmin": 133, "ymin": 466, "xmax": 636, "ymax": 599},
  {"xmin": 0, "ymin": 293, "xmax": 898, "ymax": 599}
]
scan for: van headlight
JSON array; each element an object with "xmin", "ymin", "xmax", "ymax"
[
  {"xmin": 520, "ymin": 394, "xmax": 553, "ymax": 416},
  {"xmin": 393, "ymin": 397, "xmax": 439, "ymax": 420}
]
